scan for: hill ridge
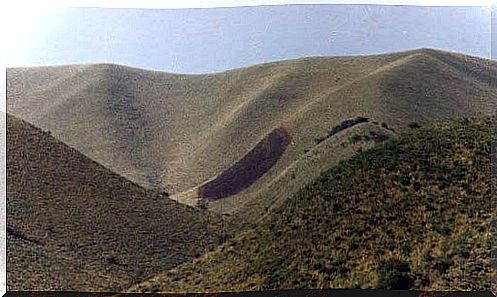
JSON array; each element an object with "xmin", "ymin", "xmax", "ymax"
[
  {"xmin": 129, "ymin": 116, "xmax": 496, "ymax": 292},
  {"xmin": 7, "ymin": 48, "xmax": 497, "ymax": 224},
  {"xmin": 7, "ymin": 113, "xmax": 224, "ymax": 291},
  {"xmin": 8, "ymin": 47, "xmax": 485, "ymax": 76}
]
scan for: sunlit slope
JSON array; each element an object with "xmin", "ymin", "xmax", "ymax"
[
  {"xmin": 130, "ymin": 116, "xmax": 496, "ymax": 292},
  {"xmin": 7, "ymin": 114, "xmax": 224, "ymax": 291},
  {"xmin": 7, "ymin": 48, "xmax": 497, "ymax": 223}
]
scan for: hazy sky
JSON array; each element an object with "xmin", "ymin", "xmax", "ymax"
[
  {"xmin": 8, "ymin": 4, "xmax": 492, "ymax": 73},
  {"xmin": 493, "ymin": 4, "xmax": 496, "ymax": 59}
]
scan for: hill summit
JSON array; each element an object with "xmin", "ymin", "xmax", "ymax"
[{"xmin": 7, "ymin": 48, "xmax": 497, "ymax": 226}]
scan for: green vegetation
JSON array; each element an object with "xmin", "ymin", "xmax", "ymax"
[
  {"xmin": 350, "ymin": 129, "xmax": 391, "ymax": 143},
  {"xmin": 8, "ymin": 48, "xmax": 497, "ymax": 225},
  {"xmin": 131, "ymin": 116, "xmax": 496, "ymax": 292},
  {"xmin": 6, "ymin": 48, "xmax": 497, "ymax": 292}
]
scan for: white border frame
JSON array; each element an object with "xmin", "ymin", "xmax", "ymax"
[{"xmin": 0, "ymin": 1, "xmax": 494, "ymax": 296}]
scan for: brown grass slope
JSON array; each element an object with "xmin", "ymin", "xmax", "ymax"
[
  {"xmin": 7, "ymin": 48, "xmax": 497, "ymax": 225},
  {"xmin": 6, "ymin": 114, "xmax": 224, "ymax": 291},
  {"xmin": 130, "ymin": 116, "xmax": 496, "ymax": 292}
]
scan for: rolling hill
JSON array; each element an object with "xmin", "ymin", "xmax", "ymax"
[
  {"xmin": 7, "ymin": 48, "xmax": 497, "ymax": 228},
  {"xmin": 129, "ymin": 116, "xmax": 496, "ymax": 292},
  {"xmin": 6, "ymin": 114, "xmax": 225, "ymax": 291}
]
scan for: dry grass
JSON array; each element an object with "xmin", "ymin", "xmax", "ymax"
[
  {"xmin": 7, "ymin": 114, "xmax": 225, "ymax": 291},
  {"xmin": 6, "ymin": 49, "xmax": 497, "ymax": 292},
  {"xmin": 7, "ymin": 48, "xmax": 497, "ymax": 227},
  {"xmin": 129, "ymin": 116, "xmax": 496, "ymax": 293}
]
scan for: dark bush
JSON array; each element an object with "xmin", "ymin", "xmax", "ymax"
[
  {"xmin": 197, "ymin": 199, "xmax": 208, "ymax": 210},
  {"xmin": 377, "ymin": 259, "xmax": 415, "ymax": 290},
  {"xmin": 408, "ymin": 122, "xmax": 422, "ymax": 129},
  {"xmin": 434, "ymin": 255, "xmax": 454, "ymax": 274},
  {"xmin": 215, "ymin": 233, "xmax": 229, "ymax": 245},
  {"xmin": 316, "ymin": 116, "xmax": 369, "ymax": 144},
  {"xmin": 328, "ymin": 117, "xmax": 369, "ymax": 137},
  {"xmin": 381, "ymin": 122, "xmax": 397, "ymax": 133},
  {"xmin": 315, "ymin": 137, "xmax": 326, "ymax": 144},
  {"xmin": 157, "ymin": 191, "xmax": 169, "ymax": 199}
]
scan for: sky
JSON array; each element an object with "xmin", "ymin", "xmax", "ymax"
[
  {"xmin": 4, "ymin": 4, "xmax": 494, "ymax": 73},
  {"xmin": 493, "ymin": 3, "xmax": 496, "ymax": 58}
]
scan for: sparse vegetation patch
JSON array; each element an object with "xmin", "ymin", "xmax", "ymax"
[
  {"xmin": 315, "ymin": 116, "xmax": 369, "ymax": 144},
  {"xmin": 132, "ymin": 116, "xmax": 495, "ymax": 292}
]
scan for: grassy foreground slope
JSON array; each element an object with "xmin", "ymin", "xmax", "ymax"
[
  {"xmin": 7, "ymin": 114, "xmax": 224, "ymax": 291},
  {"xmin": 7, "ymin": 49, "xmax": 497, "ymax": 224},
  {"xmin": 130, "ymin": 116, "xmax": 496, "ymax": 292}
]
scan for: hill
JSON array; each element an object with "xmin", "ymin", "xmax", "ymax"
[
  {"xmin": 6, "ymin": 114, "xmax": 225, "ymax": 291},
  {"xmin": 7, "ymin": 48, "xmax": 497, "ymax": 227},
  {"xmin": 129, "ymin": 116, "xmax": 496, "ymax": 292}
]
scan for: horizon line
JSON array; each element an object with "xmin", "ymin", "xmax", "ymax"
[
  {"xmin": 16, "ymin": 0, "xmax": 493, "ymax": 9},
  {"xmin": 6, "ymin": 47, "xmax": 492, "ymax": 75}
]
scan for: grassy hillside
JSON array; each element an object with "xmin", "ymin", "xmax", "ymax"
[
  {"xmin": 7, "ymin": 114, "xmax": 225, "ymax": 291},
  {"xmin": 7, "ymin": 48, "xmax": 497, "ymax": 226},
  {"xmin": 130, "ymin": 116, "xmax": 496, "ymax": 292}
]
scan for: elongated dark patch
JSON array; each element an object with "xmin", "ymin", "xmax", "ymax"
[{"xmin": 199, "ymin": 127, "xmax": 292, "ymax": 200}]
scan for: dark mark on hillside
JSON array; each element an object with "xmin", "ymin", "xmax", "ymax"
[
  {"xmin": 315, "ymin": 116, "xmax": 369, "ymax": 144},
  {"xmin": 380, "ymin": 122, "xmax": 397, "ymax": 133},
  {"xmin": 146, "ymin": 116, "xmax": 495, "ymax": 292},
  {"xmin": 7, "ymin": 226, "xmax": 41, "ymax": 245},
  {"xmin": 198, "ymin": 127, "xmax": 292, "ymax": 200}
]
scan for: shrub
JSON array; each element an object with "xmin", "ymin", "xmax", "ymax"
[
  {"xmin": 376, "ymin": 258, "xmax": 415, "ymax": 289},
  {"xmin": 328, "ymin": 117, "xmax": 369, "ymax": 137},
  {"xmin": 433, "ymin": 255, "xmax": 454, "ymax": 274},
  {"xmin": 408, "ymin": 122, "xmax": 421, "ymax": 129},
  {"xmin": 197, "ymin": 199, "xmax": 208, "ymax": 210},
  {"xmin": 215, "ymin": 233, "xmax": 229, "ymax": 245},
  {"xmin": 157, "ymin": 191, "xmax": 169, "ymax": 199},
  {"xmin": 315, "ymin": 137, "xmax": 326, "ymax": 144},
  {"xmin": 381, "ymin": 122, "xmax": 397, "ymax": 133},
  {"xmin": 316, "ymin": 116, "xmax": 369, "ymax": 144}
]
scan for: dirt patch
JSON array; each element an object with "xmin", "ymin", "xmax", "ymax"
[{"xmin": 198, "ymin": 127, "xmax": 292, "ymax": 200}]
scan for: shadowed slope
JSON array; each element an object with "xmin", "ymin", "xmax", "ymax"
[
  {"xmin": 199, "ymin": 126, "xmax": 292, "ymax": 200},
  {"xmin": 130, "ymin": 116, "xmax": 496, "ymax": 292},
  {"xmin": 7, "ymin": 48, "xmax": 497, "ymax": 225},
  {"xmin": 7, "ymin": 114, "xmax": 224, "ymax": 291}
]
